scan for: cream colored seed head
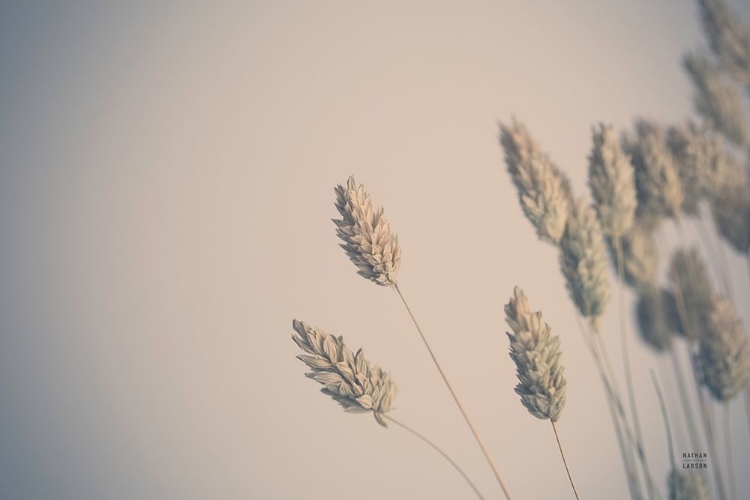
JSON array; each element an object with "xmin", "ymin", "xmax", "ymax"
[
  {"xmin": 292, "ymin": 319, "xmax": 397, "ymax": 427},
  {"xmin": 333, "ymin": 176, "xmax": 401, "ymax": 287}
]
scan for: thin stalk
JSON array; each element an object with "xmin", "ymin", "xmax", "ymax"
[
  {"xmin": 593, "ymin": 331, "xmax": 624, "ymax": 417},
  {"xmin": 714, "ymin": 234, "xmax": 735, "ymax": 303},
  {"xmin": 658, "ymin": 359, "xmax": 689, "ymax": 452},
  {"xmin": 672, "ymin": 279, "xmax": 727, "ymax": 500},
  {"xmin": 551, "ymin": 421, "xmax": 581, "ymax": 500},
  {"xmin": 614, "ymin": 235, "xmax": 656, "ymax": 500},
  {"xmin": 694, "ymin": 213, "xmax": 731, "ymax": 296},
  {"xmin": 693, "ymin": 371, "xmax": 726, "ymax": 500},
  {"xmin": 655, "ymin": 227, "xmax": 702, "ymax": 448},
  {"xmin": 723, "ymin": 405, "xmax": 737, "ymax": 500},
  {"xmin": 384, "ymin": 415, "xmax": 486, "ymax": 500},
  {"xmin": 394, "ymin": 283, "xmax": 513, "ymax": 500},
  {"xmin": 667, "ymin": 348, "xmax": 702, "ymax": 451},
  {"xmin": 576, "ymin": 316, "xmax": 642, "ymax": 500},
  {"xmin": 650, "ymin": 371, "xmax": 676, "ymax": 470},
  {"xmin": 591, "ymin": 330, "xmax": 651, "ymax": 484},
  {"xmin": 744, "ymin": 258, "xmax": 750, "ymax": 437},
  {"xmin": 683, "ymin": 214, "xmax": 732, "ymax": 303}
]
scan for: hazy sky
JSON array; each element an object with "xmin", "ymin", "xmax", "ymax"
[{"xmin": 1, "ymin": 1, "xmax": 750, "ymax": 499}]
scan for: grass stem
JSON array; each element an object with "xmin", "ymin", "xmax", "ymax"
[
  {"xmin": 551, "ymin": 421, "xmax": 581, "ymax": 500},
  {"xmin": 385, "ymin": 415, "xmax": 486, "ymax": 500},
  {"xmin": 394, "ymin": 283, "xmax": 513, "ymax": 500}
]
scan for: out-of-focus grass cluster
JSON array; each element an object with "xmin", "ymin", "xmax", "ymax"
[{"xmin": 289, "ymin": 1, "xmax": 750, "ymax": 499}]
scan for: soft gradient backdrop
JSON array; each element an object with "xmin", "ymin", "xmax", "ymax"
[{"xmin": 1, "ymin": 1, "xmax": 749, "ymax": 499}]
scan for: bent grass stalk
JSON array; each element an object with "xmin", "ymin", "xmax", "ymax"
[
  {"xmin": 384, "ymin": 415, "xmax": 486, "ymax": 500},
  {"xmin": 394, "ymin": 283, "xmax": 513, "ymax": 500}
]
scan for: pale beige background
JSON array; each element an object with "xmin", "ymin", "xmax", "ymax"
[{"xmin": 1, "ymin": 1, "xmax": 749, "ymax": 499}]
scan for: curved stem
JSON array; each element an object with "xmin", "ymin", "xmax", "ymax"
[
  {"xmin": 551, "ymin": 421, "xmax": 581, "ymax": 500},
  {"xmin": 723, "ymin": 405, "xmax": 737, "ymax": 500},
  {"xmin": 394, "ymin": 283, "xmax": 513, "ymax": 500},
  {"xmin": 385, "ymin": 415, "xmax": 486, "ymax": 500}
]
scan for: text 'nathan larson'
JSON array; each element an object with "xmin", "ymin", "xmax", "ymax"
[{"xmin": 682, "ymin": 453, "xmax": 708, "ymax": 469}]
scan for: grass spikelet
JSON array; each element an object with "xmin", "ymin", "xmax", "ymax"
[
  {"xmin": 698, "ymin": 296, "xmax": 750, "ymax": 402},
  {"xmin": 608, "ymin": 220, "xmax": 658, "ymax": 290},
  {"xmin": 588, "ymin": 123, "xmax": 638, "ymax": 238},
  {"xmin": 499, "ymin": 119, "xmax": 572, "ymax": 244},
  {"xmin": 683, "ymin": 51, "xmax": 748, "ymax": 146},
  {"xmin": 505, "ymin": 287, "xmax": 567, "ymax": 421},
  {"xmin": 333, "ymin": 176, "xmax": 401, "ymax": 286},
  {"xmin": 292, "ymin": 319, "xmax": 397, "ymax": 427},
  {"xmin": 623, "ymin": 120, "xmax": 684, "ymax": 224},
  {"xmin": 666, "ymin": 121, "xmax": 726, "ymax": 215},
  {"xmin": 711, "ymin": 182, "xmax": 750, "ymax": 253},
  {"xmin": 559, "ymin": 200, "xmax": 610, "ymax": 326},
  {"xmin": 668, "ymin": 248, "xmax": 714, "ymax": 342},
  {"xmin": 635, "ymin": 286, "xmax": 675, "ymax": 353}
]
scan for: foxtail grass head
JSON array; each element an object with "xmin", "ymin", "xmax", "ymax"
[
  {"xmin": 333, "ymin": 176, "xmax": 401, "ymax": 286},
  {"xmin": 636, "ymin": 286, "xmax": 675, "ymax": 353},
  {"xmin": 292, "ymin": 319, "xmax": 397, "ymax": 427},
  {"xmin": 711, "ymin": 182, "xmax": 750, "ymax": 253},
  {"xmin": 559, "ymin": 200, "xmax": 610, "ymax": 327},
  {"xmin": 697, "ymin": 296, "xmax": 750, "ymax": 402},
  {"xmin": 588, "ymin": 123, "xmax": 637, "ymax": 238},
  {"xmin": 499, "ymin": 119, "xmax": 572, "ymax": 244},
  {"xmin": 668, "ymin": 248, "xmax": 714, "ymax": 342},
  {"xmin": 608, "ymin": 219, "xmax": 658, "ymax": 290},
  {"xmin": 505, "ymin": 287, "xmax": 567, "ymax": 422}
]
